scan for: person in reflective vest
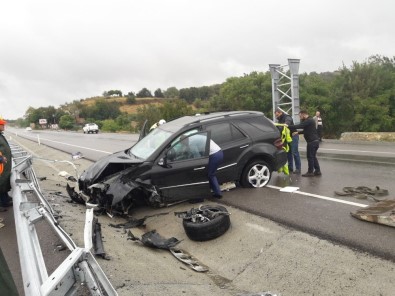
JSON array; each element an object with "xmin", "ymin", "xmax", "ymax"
[
  {"xmin": 275, "ymin": 108, "xmax": 302, "ymax": 174},
  {"xmin": 274, "ymin": 123, "xmax": 292, "ymax": 175}
]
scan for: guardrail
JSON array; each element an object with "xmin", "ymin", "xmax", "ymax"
[{"xmin": 9, "ymin": 143, "xmax": 118, "ymax": 296}]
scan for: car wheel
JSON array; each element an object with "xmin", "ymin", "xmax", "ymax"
[
  {"xmin": 182, "ymin": 205, "xmax": 230, "ymax": 241},
  {"xmin": 241, "ymin": 160, "xmax": 272, "ymax": 188}
]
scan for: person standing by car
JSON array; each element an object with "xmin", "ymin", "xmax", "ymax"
[
  {"xmin": 287, "ymin": 110, "xmax": 321, "ymax": 177},
  {"xmin": 208, "ymin": 139, "xmax": 223, "ymax": 198},
  {"xmin": 314, "ymin": 111, "xmax": 323, "ymax": 142},
  {"xmin": 275, "ymin": 107, "xmax": 301, "ymax": 174},
  {"xmin": 0, "ymin": 117, "xmax": 13, "ymax": 208}
]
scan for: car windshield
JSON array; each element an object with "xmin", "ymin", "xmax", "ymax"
[{"xmin": 129, "ymin": 127, "xmax": 173, "ymax": 159}]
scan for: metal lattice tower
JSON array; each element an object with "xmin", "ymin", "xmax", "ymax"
[{"xmin": 269, "ymin": 59, "xmax": 300, "ymax": 124}]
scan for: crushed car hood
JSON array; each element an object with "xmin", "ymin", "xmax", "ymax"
[{"xmin": 80, "ymin": 149, "xmax": 143, "ymax": 185}]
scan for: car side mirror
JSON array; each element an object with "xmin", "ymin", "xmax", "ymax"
[{"xmin": 158, "ymin": 157, "xmax": 171, "ymax": 168}]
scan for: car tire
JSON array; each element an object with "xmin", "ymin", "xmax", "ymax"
[
  {"xmin": 182, "ymin": 205, "xmax": 230, "ymax": 241},
  {"xmin": 241, "ymin": 160, "xmax": 272, "ymax": 188}
]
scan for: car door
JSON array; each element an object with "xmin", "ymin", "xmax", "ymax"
[
  {"xmin": 138, "ymin": 119, "xmax": 148, "ymax": 142},
  {"xmin": 150, "ymin": 131, "xmax": 211, "ymax": 202},
  {"xmin": 204, "ymin": 122, "xmax": 251, "ymax": 183}
]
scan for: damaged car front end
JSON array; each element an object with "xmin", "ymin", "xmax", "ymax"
[{"xmin": 68, "ymin": 126, "xmax": 175, "ymax": 215}]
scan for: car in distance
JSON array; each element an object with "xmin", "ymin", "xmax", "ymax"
[
  {"xmin": 68, "ymin": 111, "xmax": 287, "ymax": 215},
  {"xmin": 83, "ymin": 123, "xmax": 99, "ymax": 134}
]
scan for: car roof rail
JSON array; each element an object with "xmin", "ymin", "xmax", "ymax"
[{"xmin": 184, "ymin": 111, "xmax": 262, "ymax": 127}]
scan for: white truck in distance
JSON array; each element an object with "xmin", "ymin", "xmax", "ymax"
[{"xmin": 83, "ymin": 123, "xmax": 99, "ymax": 134}]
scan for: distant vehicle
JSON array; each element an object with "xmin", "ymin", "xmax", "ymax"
[
  {"xmin": 25, "ymin": 127, "xmax": 32, "ymax": 131},
  {"xmin": 68, "ymin": 111, "xmax": 287, "ymax": 215},
  {"xmin": 83, "ymin": 123, "xmax": 99, "ymax": 134}
]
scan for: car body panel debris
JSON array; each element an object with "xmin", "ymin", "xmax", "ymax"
[
  {"xmin": 108, "ymin": 212, "xmax": 169, "ymax": 229},
  {"xmin": 335, "ymin": 186, "xmax": 389, "ymax": 200},
  {"xmin": 92, "ymin": 217, "xmax": 108, "ymax": 259},
  {"xmin": 127, "ymin": 229, "xmax": 181, "ymax": 249},
  {"xmin": 169, "ymin": 248, "xmax": 208, "ymax": 272},
  {"xmin": 71, "ymin": 151, "xmax": 83, "ymax": 160},
  {"xmin": 351, "ymin": 199, "xmax": 395, "ymax": 228}
]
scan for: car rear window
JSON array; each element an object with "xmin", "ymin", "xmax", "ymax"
[{"xmin": 235, "ymin": 116, "xmax": 278, "ymax": 133}]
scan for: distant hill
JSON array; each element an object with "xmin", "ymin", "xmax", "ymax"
[{"xmin": 81, "ymin": 96, "xmax": 166, "ymax": 114}]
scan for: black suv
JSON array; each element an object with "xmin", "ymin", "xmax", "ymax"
[{"xmin": 68, "ymin": 111, "xmax": 287, "ymax": 215}]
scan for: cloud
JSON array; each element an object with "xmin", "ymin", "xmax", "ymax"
[{"xmin": 1, "ymin": 0, "xmax": 394, "ymax": 119}]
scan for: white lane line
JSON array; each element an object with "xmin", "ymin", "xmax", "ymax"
[
  {"xmin": 23, "ymin": 135, "xmax": 113, "ymax": 154},
  {"xmin": 267, "ymin": 185, "xmax": 368, "ymax": 208}
]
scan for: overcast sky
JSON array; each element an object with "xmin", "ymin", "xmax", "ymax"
[{"xmin": 1, "ymin": 0, "xmax": 394, "ymax": 119}]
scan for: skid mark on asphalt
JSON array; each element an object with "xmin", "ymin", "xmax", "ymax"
[{"xmin": 268, "ymin": 185, "xmax": 367, "ymax": 208}]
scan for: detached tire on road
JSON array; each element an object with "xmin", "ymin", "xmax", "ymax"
[{"xmin": 182, "ymin": 205, "xmax": 230, "ymax": 241}]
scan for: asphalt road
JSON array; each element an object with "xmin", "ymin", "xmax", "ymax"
[
  {"xmin": 2, "ymin": 128, "xmax": 395, "ymax": 295},
  {"xmin": 7, "ymin": 128, "xmax": 395, "ymax": 261}
]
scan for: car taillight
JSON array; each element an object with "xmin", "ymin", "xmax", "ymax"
[{"xmin": 274, "ymin": 138, "xmax": 284, "ymax": 150}]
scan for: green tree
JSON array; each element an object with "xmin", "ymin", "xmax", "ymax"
[
  {"xmin": 81, "ymin": 99, "xmax": 121, "ymax": 120},
  {"xmin": 135, "ymin": 104, "xmax": 162, "ymax": 131},
  {"xmin": 115, "ymin": 113, "xmax": 137, "ymax": 132},
  {"xmin": 134, "ymin": 99, "xmax": 193, "ymax": 131},
  {"xmin": 59, "ymin": 114, "xmax": 75, "ymax": 130},
  {"xmin": 103, "ymin": 90, "xmax": 123, "ymax": 97},
  {"xmin": 154, "ymin": 88, "xmax": 165, "ymax": 98},
  {"xmin": 211, "ymin": 72, "xmax": 272, "ymax": 113},
  {"xmin": 328, "ymin": 56, "xmax": 395, "ymax": 136},
  {"xmin": 137, "ymin": 88, "xmax": 152, "ymax": 98},
  {"xmin": 126, "ymin": 91, "xmax": 135, "ymax": 98},
  {"xmin": 160, "ymin": 99, "xmax": 193, "ymax": 120},
  {"xmin": 164, "ymin": 87, "xmax": 179, "ymax": 98},
  {"xmin": 101, "ymin": 119, "xmax": 120, "ymax": 132}
]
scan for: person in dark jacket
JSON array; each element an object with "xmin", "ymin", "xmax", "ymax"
[
  {"xmin": 287, "ymin": 110, "xmax": 321, "ymax": 177},
  {"xmin": 0, "ymin": 118, "xmax": 13, "ymax": 208},
  {"xmin": 275, "ymin": 107, "xmax": 301, "ymax": 174}
]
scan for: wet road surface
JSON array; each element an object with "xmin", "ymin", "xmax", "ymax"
[{"xmin": 3, "ymin": 129, "xmax": 395, "ymax": 295}]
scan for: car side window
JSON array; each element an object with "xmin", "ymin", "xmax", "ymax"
[
  {"xmin": 167, "ymin": 132, "xmax": 207, "ymax": 162},
  {"xmin": 241, "ymin": 117, "xmax": 278, "ymax": 132},
  {"xmin": 205, "ymin": 123, "xmax": 246, "ymax": 145}
]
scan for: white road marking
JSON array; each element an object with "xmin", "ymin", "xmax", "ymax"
[
  {"xmin": 20, "ymin": 134, "xmax": 113, "ymax": 154},
  {"xmin": 267, "ymin": 185, "xmax": 368, "ymax": 208}
]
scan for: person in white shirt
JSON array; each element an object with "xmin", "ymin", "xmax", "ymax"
[
  {"xmin": 208, "ymin": 140, "xmax": 223, "ymax": 198},
  {"xmin": 313, "ymin": 111, "xmax": 323, "ymax": 142}
]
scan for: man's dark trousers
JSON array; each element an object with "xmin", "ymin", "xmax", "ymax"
[{"xmin": 306, "ymin": 140, "xmax": 320, "ymax": 173}]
